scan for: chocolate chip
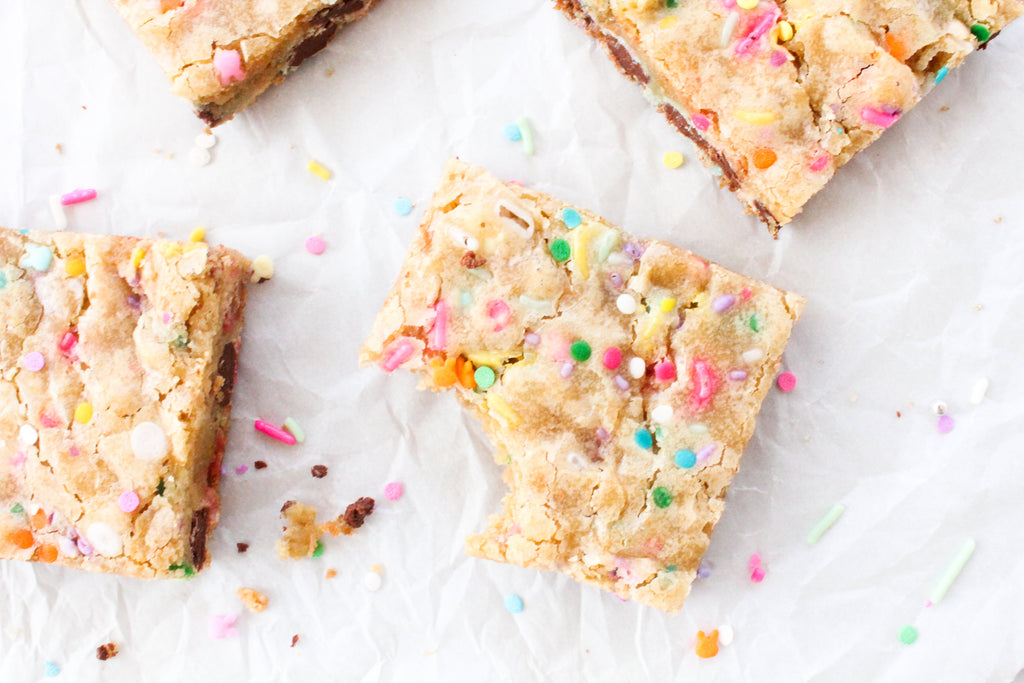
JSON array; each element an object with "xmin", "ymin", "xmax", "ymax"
[
  {"xmin": 96, "ymin": 642, "xmax": 119, "ymax": 661},
  {"xmin": 236, "ymin": 542, "xmax": 249, "ymax": 553},
  {"xmin": 602, "ymin": 34, "xmax": 649, "ymax": 85},
  {"xmin": 460, "ymin": 251, "xmax": 486, "ymax": 269},
  {"xmin": 254, "ymin": 460, "xmax": 267, "ymax": 470},
  {"xmin": 291, "ymin": 634, "xmax": 300, "ymax": 647},
  {"xmin": 288, "ymin": 1, "xmax": 366, "ymax": 68},
  {"xmin": 343, "ymin": 497, "xmax": 375, "ymax": 529},
  {"xmin": 216, "ymin": 342, "xmax": 238, "ymax": 407},
  {"xmin": 311, "ymin": 465, "xmax": 328, "ymax": 479},
  {"xmin": 189, "ymin": 508, "xmax": 209, "ymax": 569}
]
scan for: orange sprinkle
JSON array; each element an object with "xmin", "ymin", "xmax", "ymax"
[
  {"xmin": 752, "ymin": 148, "xmax": 777, "ymax": 170},
  {"xmin": 695, "ymin": 629, "xmax": 720, "ymax": 658},
  {"xmin": 429, "ymin": 357, "xmax": 458, "ymax": 388},
  {"xmin": 884, "ymin": 32, "xmax": 911, "ymax": 62},
  {"xmin": 325, "ymin": 568, "xmax": 337, "ymax": 579},
  {"xmin": 36, "ymin": 543, "xmax": 58, "ymax": 563},
  {"xmin": 30, "ymin": 509, "xmax": 48, "ymax": 530},
  {"xmin": 9, "ymin": 528, "xmax": 34, "ymax": 550},
  {"xmin": 455, "ymin": 356, "xmax": 477, "ymax": 390}
]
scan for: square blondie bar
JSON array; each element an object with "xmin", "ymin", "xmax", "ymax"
[
  {"xmin": 0, "ymin": 228, "xmax": 249, "ymax": 578},
  {"xmin": 109, "ymin": 0, "xmax": 382, "ymax": 125},
  {"xmin": 362, "ymin": 160, "xmax": 803, "ymax": 611},
  {"xmin": 555, "ymin": 0, "xmax": 1023, "ymax": 231}
]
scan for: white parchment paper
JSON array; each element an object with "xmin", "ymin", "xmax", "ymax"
[{"xmin": 2, "ymin": 1, "xmax": 1024, "ymax": 680}]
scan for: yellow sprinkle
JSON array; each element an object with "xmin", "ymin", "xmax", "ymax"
[
  {"xmin": 662, "ymin": 151, "xmax": 684, "ymax": 169},
  {"xmin": 736, "ymin": 0, "xmax": 758, "ymax": 9},
  {"xmin": 64, "ymin": 258, "xmax": 86, "ymax": 277},
  {"xmin": 778, "ymin": 20, "xmax": 794, "ymax": 41},
  {"xmin": 158, "ymin": 242, "xmax": 182, "ymax": 259},
  {"xmin": 658, "ymin": 16, "xmax": 678, "ymax": 29},
  {"xmin": 466, "ymin": 351, "xmax": 517, "ymax": 367},
  {"xmin": 486, "ymin": 394, "xmax": 521, "ymax": 427},
  {"xmin": 735, "ymin": 110, "xmax": 778, "ymax": 125},
  {"xmin": 660, "ymin": 298, "xmax": 677, "ymax": 312},
  {"xmin": 639, "ymin": 310, "xmax": 664, "ymax": 343},
  {"xmin": 74, "ymin": 403, "xmax": 93, "ymax": 424},
  {"xmin": 189, "ymin": 227, "xmax": 206, "ymax": 242},
  {"xmin": 131, "ymin": 248, "xmax": 146, "ymax": 269},
  {"xmin": 572, "ymin": 224, "xmax": 591, "ymax": 280},
  {"xmin": 307, "ymin": 160, "xmax": 331, "ymax": 180}
]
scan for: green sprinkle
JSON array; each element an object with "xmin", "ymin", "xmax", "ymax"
[
  {"xmin": 971, "ymin": 23, "xmax": 990, "ymax": 42},
  {"xmin": 172, "ymin": 334, "xmax": 189, "ymax": 349},
  {"xmin": 749, "ymin": 314, "xmax": 761, "ymax": 332},
  {"xmin": 474, "ymin": 366, "xmax": 496, "ymax": 389},
  {"xmin": 569, "ymin": 340, "xmax": 591, "ymax": 362},
  {"xmin": 283, "ymin": 417, "xmax": 306, "ymax": 444},
  {"xmin": 928, "ymin": 538, "xmax": 976, "ymax": 605},
  {"xmin": 550, "ymin": 238, "xmax": 571, "ymax": 262},
  {"xmin": 155, "ymin": 478, "xmax": 165, "ymax": 496},
  {"xmin": 667, "ymin": 0, "xmax": 678, "ymax": 6},
  {"xmin": 312, "ymin": 539, "xmax": 325, "ymax": 558},
  {"xmin": 10, "ymin": 503, "xmax": 23, "ymax": 514},
  {"xmin": 168, "ymin": 562, "xmax": 195, "ymax": 577},
  {"xmin": 806, "ymin": 503, "xmax": 845, "ymax": 544},
  {"xmin": 652, "ymin": 486, "xmax": 673, "ymax": 508},
  {"xmin": 517, "ymin": 116, "xmax": 535, "ymax": 156},
  {"xmin": 899, "ymin": 625, "xmax": 918, "ymax": 644},
  {"xmin": 666, "ymin": 565, "xmax": 677, "ymax": 572}
]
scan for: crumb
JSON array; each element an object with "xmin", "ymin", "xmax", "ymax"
[
  {"xmin": 940, "ymin": 105, "xmax": 950, "ymax": 112},
  {"xmin": 995, "ymin": 216, "xmax": 1003, "ymax": 223},
  {"xmin": 277, "ymin": 501, "xmax": 319, "ymax": 559},
  {"xmin": 975, "ymin": 304, "xmax": 984, "ymax": 311},
  {"xmin": 325, "ymin": 568, "xmax": 337, "ymax": 579},
  {"xmin": 236, "ymin": 542, "xmax": 249, "ymax": 553},
  {"xmin": 311, "ymin": 464, "xmax": 328, "ymax": 479},
  {"xmin": 291, "ymin": 634, "xmax": 300, "ymax": 647},
  {"xmin": 55, "ymin": 143, "xmax": 63, "ymax": 154},
  {"xmin": 204, "ymin": 126, "xmax": 212, "ymax": 135},
  {"xmin": 254, "ymin": 460, "xmax": 268, "ymax": 470},
  {"xmin": 321, "ymin": 497, "xmax": 375, "ymax": 537},
  {"xmin": 896, "ymin": 411, "xmax": 902, "ymax": 418},
  {"xmin": 237, "ymin": 587, "xmax": 269, "ymax": 613},
  {"xmin": 96, "ymin": 643, "xmax": 119, "ymax": 661},
  {"xmin": 81, "ymin": 105, "xmax": 87, "ymax": 110},
  {"xmin": 325, "ymin": 68, "xmax": 335, "ymax": 77}
]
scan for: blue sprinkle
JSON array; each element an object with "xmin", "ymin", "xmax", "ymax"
[
  {"xmin": 44, "ymin": 661, "xmax": 60, "ymax": 677},
  {"xmin": 504, "ymin": 593, "xmax": 524, "ymax": 613},
  {"xmin": 935, "ymin": 66, "xmax": 949, "ymax": 84},
  {"xmin": 674, "ymin": 449, "xmax": 697, "ymax": 468},
  {"xmin": 635, "ymin": 428, "xmax": 653, "ymax": 450},
  {"xmin": 561, "ymin": 207, "xmax": 582, "ymax": 229},
  {"xmin": 503, "ymin": 123, "xmax": 522, "ymax": 142},
  {"xmin": 20, "ymin": 243, "xmax": 53, "ymax": 272},
  {"xmin": 393, "ymin": 198, "xmax": 414, "ymax": 216}
]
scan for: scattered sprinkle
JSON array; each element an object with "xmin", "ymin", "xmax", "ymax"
[
  {"xmin": 720, "ymin": 11, "xmax": 739, "ymax": 47},
  {"xmin": 44, "ymin": 661, "xmax": 60, "ymax": 677},
  {"xmin": 930, "ymin": 400, "xmax": 947, "ymax": 415},
  {"xmin": 570, "ymin": 341, "xmax": 592, "ymax": 362},
  {"xmin": 652, "ymin": 487, "xmax": 673, "ymax": 508},
  {"xmin": 735, "ymin": 109, "xmax": 778, "ymax": 125},
  {"xmin": 562, "ymin": 207, "xmax": 582, "ymax": 229},
  {"xmin": 928, "ymin": 538, "xmax": 975, "ymax": 605},
  {"xmin": 806, "ymin": 503, "xmax": 845, "ymax": 544},
  {"xmin": 23, "ymin": 352, "xmax": 45, "ymax": 372},
  {"xmin": 394, "ymin": 198, "xmax": 414, "ymax": 216},
  {"xmin": 305, "ymin": 235, "xmax": 326, "ymax": 255},
  {"xmin": 21, "ymin": 244, "xmax": 53, "ymax": 272},
  {"xmin": 312, "ymin": 539, "xmax": 325, "ymax": 558},
  {"xmin": 306, "ymin": 160, "xmax": 331, "ymax": 180},
  {"xmin": 654, "ymin": 361, "xmax": 676, "ymax": 382},
  {"xmin": 19, "ymin": 424, "xmax": 39, "ymax": 446},
  {"xmin": 212, "ymin": 48, "xmax": 245, "ymax": 85},
  {"xmin": 61, "ymin": 189, "xmax": 97, "ymax": 206},
  {"xmin": 516, "ymin": 117, "xmax": 534, "ymax": 156},
  {"xmin": 899, "ymin": 625, "xmax": 918, "ymax": 645},
  {"xmin": 86, "ymin": 522, "xmax": 122, "ymax": 557},
  {"xmin": 364, "ymin": 570, "xmax": 383, "ymax": 592},
  {"xmin": 718, "ymin": 625, "xmax": 735, "ymax": 647},
  {"xmin": 130, "ymin": 421, "xmax": 168, "ymax": 461},
  {"xmin": 384, "ymin": 481, "xmax": 403, "ymax": 501},
  {"xmin": 675, "ymin": 450, "xmax": 696, "ymax": 468},
  {"xmin": 860, "ymin": 106, "xmax": 901, "ymax": 129},
  {"xmin": 935, "ymin": 66, "xmax": 949, "ymax": 84},
  {"xmin": 651, "ymin": 404, "xmax": 673, "ymax": 423},
  {"xmin": 750, "ymin": 566, "xmax": 766, "ymax": 583},
  {"xmin": 311, "ymin": 465, "xmax": 328, "ymax": 479},
  {"xmin": 283, "ymin": 417, "xmax": 306, "ymax": 443},
  {"xmin": 503, "ymin": 123, "xmax": 522, "ymax": 141},
  {"xmin": 936, "ymin": 414, "xmax": 955, "ymax": 434},
  {"xmin": 662, "ymin": 151, "xmax": 684, "ymax": 169},
  {"xmin": 695, "ymin": 630, "xmax": 719, "ymax": 658},
  {"xmin": 696, "ymin": 563, "xmax": 711, "ymax": 579},
  {"xmin": 550, "ymin": 238, "xmax": 571, "ymax": 262},
  {"xmin": 9, "ymin": 528, "xmax": 34, "ymax": 549},
  {"xmin": 602, "ymin": 347, "xmax": 622, "ymax": 370},
  {"xmin": 635, "ymin": 428, "xmax": 653, "ymax": 450},
  {"xmin": 255, "ymin": 419, "xmax": 297, "ymax": 445},
  {"xmin": 208, "ymin": 614, "xmax": 238, "ymax": 639},
  {"xmin": 729, "ymin": 370, "xmax": 748, "ymax": 381},
  {"xmin": 251, "ymin": 255, "xmax": 274, "ymax": 282},
  {"xmin": 504, "ymin": 593, "xmax": 524, "ymax": 613},
  {"xmin": 616, "ymin": 293, "xmax": 637, "ymax": 315},
  {"xmin": 96, "ymin": 642, "xmax": 119, "ymax": 661},
  {"xmin": 776, "ymin": 372, "xmax": 797, "ymax": 392},
  {"xmin": 74, "ymin": 402, "xmax": 93, "ymax": 424},
  {"xmin": 325, "ymin": 568, "xmax": 337, "ymax": 579},
  {"xmin": 118, "ymin": 491, "xmax": 140, "ymax": 513},
  {"xmin": 969, "ymin": 378, "xmax": 989, "ymax": 405},
  {"xmin": 189, "ymin": 147, "xmax": 212, "ymax": 166}
]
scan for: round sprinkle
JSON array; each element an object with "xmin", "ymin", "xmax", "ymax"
[
  {"xmin": 651, "ymin": 405, "xmax": 673, "ymax": 424},
  {"xmin": 364, "ymin": 569, "xmax": 383, "ymax": 592},
  {"xmin": 602, "ymin": 347, "xmax": 622, "ymax": 370},
  {"xmin": 662, "ymin": 151, "xmax": 684, "ymax": 169},
  {"xmin": 19, "ymin": 425, "xmax": 38, "ymax": 446},
  {"xmin": 675, "ymin": 449, "xmax": 697, "ymax": 468},
  {"xmin": 550, "ymin": 238, "xmax": 571, "ymax": 262},
  {"xmin": 235, "ymin": 465, "xmax": 248, "ymax": 475},
  {"xmin": 189, "ymin": 146, "xmax": 211, "ymax": 166},
  {"xmin": 394, "ymin": 198, "xmax": 414, "ymax": 216},
  {"xmin": 752, "ymin": 148, "xmax": 777, "ymax": 170},
  {"xmin": 474, "ymin": 366, "xmax": 496, "ymax": 389},
  {"xmin": 85, "ymin": 522, "xmax": 123, "ymax": 557},
  {"xmin": 305, "ymin": 235, "xmax": 326, "ymax": 255},
  {"xmin": 23, "ymin": 352, "xmax": 45, "ymax": 372},
  {"xmin": 652, "ymin": 486, "xmax": 673, "ymax": 508},
  {"xmin": 251, "ymin": 255, "xmax": 274, "ymax": 282},
  {"xmin": 616, "ymin": 293, "xmax": 637, "ymax": 315},
  {"xmin": 899, "ymin": 625, "xmax": 918, "ymax": 644},
  {"xmin": 118, "ymin": 491, "xmax": 140, "ymax": 513},
  {"xmin": 749, "ymin": 552, "xmax": 762, "ymax": 570},
  {"xmin": 130, "ymin": 421, "xmax": 169, "ymax": 461},
  {"xmin": 937, "ymin": 414, "xmax": 955, "ymax": 434},
  {"xmin": 970, "ymin": 23, "xmax": 990, "ymax": 42},
  {"xmin": 654, "ymin": 361, "xmax": 676, "ymax": 382},
  {"xmin": 74, "ymin": 403, "xmax": 93, "ymax": 424},
  {"xmin": 696, "ymin": 563, "xmax": 711, "ymax": 579},
  {"xmin": 44, "ymin": 661, "xmax": 60, "ymax": 678},
  {"xmin": 562, "ymin": 208, "xmax": 582, "ymax": 229},
  {"xmin": 503, "ymin": 123, "xmax": 522, "ymax": 142},
  {"xmin": 635, "ymin": 428, "xmax": 653, "ymax": 450},
  {"xmin": 195, "ymin": 132, "xmax": 217, "ymax": 149},
  {"xmin": 504, "ymin": 594, "xmax": 524, "ymax": 613},
  {"xmin": 570, "ymin": 341, "xmax": 592, "ymax": 362},
  {"xmin": 9, "ymin": 528, "xmax": 34, "ymax": 549},
  {"xmin": 777, "ymin": 372, "xmax": 797, "ymax": 392},
  {"xmin": 188, "ymin": 227, "xmax": 206, "ymax": 243},
  {"xmin": 614, "ymin": 375, "xmax": 629, "ymax": 391},
  {"xmin": 628, "ymin": 357, "xmax": 646, "ymax": 379},
  {"xmin": 384, "ymin": 481, "xmax": 403, "ymax": 501},
  {"xmin": 524, "ymin": 332, "xmax": 540, "ymax": 346}
]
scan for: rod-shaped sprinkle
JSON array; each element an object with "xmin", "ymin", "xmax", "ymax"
[
  {"xmin": 255, "ymin": 419, "xmax": 297, "ymax": 445},
  {"xmin": 928, "ymin": 538, "xmax": 976, "ymax": 606},
  {"xmin": 806, "ymin": 503, "xmax": 845, "ymax": 544},
  {"xmin": 61, "ymin": 189, "xmax": 97, "ymax": 205},
  {"xmin": 517, "ymin": 117, "xmax": 535, "ymax": 156}
]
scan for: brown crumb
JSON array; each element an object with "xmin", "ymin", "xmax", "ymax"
[
  {"xmin": 237, "ymin": 587, "xmax": 269, "ymax": 613},
  {"xmin": 254, "ymin": 460, "xmax": 268, "ymax": 470},
  {"xmin": 291, "ymin": 634, "xmax": 300, "ymax": 647},
  {"xmin": 325, "ymin": 568, "xmax": 337, "ymax": 579},
  {"xmin": 236, "ymin": 542, "xmax": 249, "ymax": 553},
  {"xmin": 96, "ymin": 642, "xmax": 119, "ymax": 660},
  {"xmin": 344, "ymin": 497, "xmax": 375, "ymax": 528},
  {"xmin": 460, "ymin": 251, "xmax": 486, "ymax": 269},
  {"xmin": 311, "ymin": 465, "xmax": 328, "ymax": 479}
]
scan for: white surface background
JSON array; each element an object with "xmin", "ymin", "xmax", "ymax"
[{"xmin": 1, "ymin": 1, "xmax": 1023, "ymax": 681}]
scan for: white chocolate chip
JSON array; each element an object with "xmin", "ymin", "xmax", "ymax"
[
  {"xmin": 741, "ymin": 349, "xmax": 764, "ymax": 364},
  {"xmin": 18, "ymin": 424, "xmax": 38, "ymax": 446},
  {"xmin": 628, "ymin": 357, "xmax": 646, "ymax": 379},
  {"xmin": 130, "ymin": 421, "xmax": 168, "ymax": 461},
  {"xmin": 651, "ymin": 405, "xmax": 674, "ymax": 424},
  {"xmin": 251, "ymin": 255, "xmax": 274, "ymax": 282},
  {"xmin": 970, "ymin": 378, "xmax": 989, "ymax": 406},
  {"xmin": 195, "ymin": 132, "xmax": 217, "ymax": 149},
  {"xmin": 616, "ymin": 294, "xmax": 637, "ymax": 315},
  {"xmin": 86, "ymin": 522, "xmax": 123, "ymax": 557},
  {"xmin": 567, "ymin": 452, "xmax": 587, "ymax": 469},
  {"xmin": 189, "ymin": 146, "xmax": 211, "ymax": 166}
]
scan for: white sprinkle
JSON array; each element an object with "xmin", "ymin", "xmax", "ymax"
[
  {"xmin": 931, "ymin": 400, "xmax": 948, "ymax": 416},
  {"xmin": 18, "ymin": 425, "xmax": 38, "ymax": 446},
  {"xmin": 628, "ymin": 357, "xmax": 646, "ymax": 379},
  {"xmin": 718, "ymin": 624, "xmax": 735, "ymax": 646},
  {"xmin": 364, "ymin": 570, "xmax": 383, "ymax": 592},
  {"xmin": 969, "ymin": 378, "xmax": 989, "ymax": 406},
  {"xmin": 130, "ymin": 421, "xmax": 168, "ymax": 461},
  {"xmin": 189, "ymin": 146, "xmax": 212, "ymax": 166},
  {"xmin": 85, "ymin": 522, "xmax": 123, "ymax": 557},
  {"xmin": 616, "ymin": 294, "xmax": 637, "ymax": 315},
  {"xmin": 50, "ymin": 195, "xmax": 67, "ymax": 231},
  {"xmin": 720, "ymin": 11, "xmax": 740, "ymax": 48},
  {"xmin": 651, "ymin": 405, "xmax": 674, "ymax": 424},
  {"xmin": 195, "ymin": 132, "xmax": 217, "ymax": 149},
  {"xmin": 465, "ymin": 236, "xmax": 480, "ymax": 251},
  {"xmin": 741, "ymin": 348, "xmax": 764, "ymax": 364}
]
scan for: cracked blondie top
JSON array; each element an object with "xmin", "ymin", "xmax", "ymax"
[
  {"xmin": 109, "ymin": 0, "xmax": 382, "ymax": 125},
  {"xmin": 361, "ymin": 160, "xmax": 804, "ymax": 612},
  {"xmin": 0, "ymin": 228, "xmax": 249, "ymax": 578},
  {"xmin": 555, "ymin": 0, "xmax": 1023, "ymax": 232}
]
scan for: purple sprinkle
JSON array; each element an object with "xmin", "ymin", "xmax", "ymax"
[
  {"xmin": 524, "ymin": 332, "xmax": 540, "ymax": 346},
  {"xmin": 234, "ymin": 465, "xmax": 248, "ymax": 475},
  {"xmin": 937, "ymin": 414, "xmax": 955, "ymax": 434},
  {"xmin": 614, "ymin": 375, "xmax": 629, "ymax": 391},
  {"xmin": 76, "ymin": 537, "xmax": 93, "ymax": 556},
  {"xmin": 729, "ymin": 370, "xmax": 748, "ymax": 381},
  {"xmin": 623, "ymin": 243, "xmax": 644, "ymax": 261},
  {"xmin": 58, "ymin": 536, "xmax": 80, "ymax": 557},
  {"xmin": 560, "ymin": 362, "xmax": 574, "ymax": 378},
  {"xmin": 696, "ymin": 563, "xmax": 711, "ymax": 579},
  {"xmin": 696, "ymin": 444, "xmax": 717, "ymax": 463},
  {"xmin": 126, "ymin": 294, "xmax": 141, "ymax": 310},
  {"xmin": 162, "ymin": 311, "xmax": 172, "ymax": 324},
  {"xmin": 712, "ymin": 294, "xmax": 736, "ymax": 313},
  {"xmin": 609, "ymin": 272, "xmax": 623, "ymax": 288},
  {"xmin": 220, "ymin": 466, "xmax": 228, "ymax": 476},
  {"xmin": 596, "ymin": 427, "xmax": 610, "ymax": 442}
]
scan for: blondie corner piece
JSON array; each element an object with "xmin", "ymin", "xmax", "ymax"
[
  {"xmin": 0, "ymin": 228, "xmax": 250, "ymax": 578},
  {"xmin": 554, "ymin": 0, "xmax": 1023, "ymax": 232},
  {"xmin": 109, "ymin": 0, "xmax": 383, "ymax": 126},
  {"xmin": 361, "ymin": 159, "xmax": 804, "ymax": 612}
]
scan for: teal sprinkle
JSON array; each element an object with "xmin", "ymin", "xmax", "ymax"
[
  {"xmin": 459, "ymin": 289, "xmax": 473, "ymax": 309},
  {"xmin": 935, "ymin": 66, "xmax": 949, "ymax": 84},
  {"xmin": 675, "ymin": 450, "xmax": 697, "ymax": 468},
  {"xmin": 20, "ymin": 243, "xmax": 53, "ymax": 272},
  {"xmin": 394, "ymin": 198, "xmax": 413, "ymax": 216},
  {"xmin": 561, "ymin": 208, "xmax": 582, "ymax": 229},
  {"xmin": 503, "ymin": 124, "xmax": 522, "ymax": 142},
  {"xmin": 504, "ymin": 594, "xmax": 524, "ymax": 613},
  {"xmin": 44, "ymin": 661, "xmax": 60, "ymax": 678},
  {"xmin": 474, "ymin": 366, "xmax": 496, "ymax": 390},
  {"xmin": 0, "ymin": 271, "xmax": 7, "ymax": 289},
  {"xmin": 635, "ymin": 428, "xmax": 653, "ymax": 450},
  {"xmin": 10, "ymin": 503, "xmax": 24, "ymax": 514},
  {"xmin": 312, "ymin": 539, "xmax": 325, "ymax": 558},
  {"xmin": 654, "ymin": 426, "xmax": 665, "ymax": 440},
  {"xmin": 666, "ymin": 565, "xmax": 677, "ymax": 572}
]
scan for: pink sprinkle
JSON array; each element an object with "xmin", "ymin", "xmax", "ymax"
[
  {"xmin": 735, "ymin": 7, "xmax": 780, "ymax": 56},
  {"xmin": 39, "ymin": 413, "xmax": 60, "ymax": 429},
  {"xmin": 596, "ymin": 427, "xmax": 610, "ymax": 442},
  {"xmin": 60, "ymin": 188, "xmax": 97, "ymax": 206},
  {"xmin": 777, "ymin": 372, "xmax": 797, "ymax": 392},
  {"xmin": 692, "ymin": 113, "xmax": 711, "ymax": 131},
  {"xmin": 23, "ymin": 351, "xmax": 45, "ymax": 372},
  {"xmin": 213, "ymin": 49, "xmax": 245, "ymax": 86},
  {"xmin": 769, "ymin": 49, "xmax": 788, "ymax": 67},
  {"xmin": 689, "ymin": 358, "xmax": 717, "ymax": 412},
  {"xmin": 384, "ymin": 481, "xmax": 403, "ymax": 501},
  {"xmin": 380, "ymin": 338, "xmax": 415, "ymax": 372},
  {"xmin": 925, "ymin": 600, "xmax": 933, "ymax": 608},
  {"xmin": 254, "ymin": 419, "xmax": 297, "ymax": 445},
  {"xmin": 69, "ymin": 446, "xmax": 80, "ymax": 457},
  {"xmin": 429, "ymin": 301, "xmax": 449, "ymax": 350},
  {"xmin": 524, "ymin": 332, "xmax": 540, "ymax": 346},
  {"xmin": 748, "ymin": 552, "xmax": 762, "ymax": 570},
  {"xmin": 655, "ymin": 361, "xmax": 677, "ymax": 382},
  {"xmin": 208, "ymin": 614, "xmax": 238, "ymax": 639},
  {"xmin": 937, "ymin": 414, "xmax": 955, "ymax": 434},
  {"xmin": 696, "ymin": 444, "xmax": 716, "ymax": 463},
  {"xmin": 305, "ymin": 235, "xmax": 326, "ymax": 255},
  {"xmin": 162, "ymin": 311, "xmax": 172, "ymax": 324},
  {"xmin": 602, "ymin": 347, "xmax": 622, "ymax": 370},
  {"xmin": 235, "ymin": 465, "xmax": 248, "ymax": 475},
  {"xmin": 11, "ymin": 452, "xmax": 26, "ymax": 466},
  {"xmin": 118, "ymin": 490, "xmax": 140, "ymax": 512},
  {"xmin": 486, "ymin": 299, "xmax": 511, "ymax": 332},
  {"xmin": 810, "ymin": 152, "xmax": 830, "ymax": 172},
  {"xmin": 751, "ymin": 566, "xmax": 766, "ymax": 583},
  {"xmin": 58, "ymin": 331, "xmax": 78, "ymax": 354},
  {"xmin": 740, "ymin": 288, "xmax": 752, "ymax": 301},
  {"xmin": 720, "ymin": 0, "xmax": 736, "ymax": 8},
  {"xmin": 860, "ymin": 106, "xmax": 901, "ymax": 129}
]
